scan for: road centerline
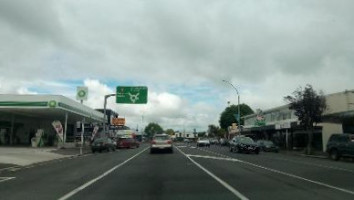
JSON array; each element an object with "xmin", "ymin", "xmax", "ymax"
[{"xmin": 58, "ymin": 147, "xmax": 149, "ymax": 200}]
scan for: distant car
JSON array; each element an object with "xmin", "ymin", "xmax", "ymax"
[
  {"xmin": 257, "ymin": 140, "xmax": 279, "ymax": 153},
  {"xmin": 197, "ymin": 138, "xmax": 210, "ymax": 147},
  {"xmin": 229, "ymin": 136, "xmax": 260, "ymax": 154},
  {"xmin": 150, "ymin": 134, "xmax": 173, "ymax": 153},
  {"xmin": 91, "ymin": 137, "xmax": 116, "ymax": 153},
  {"xmin": 116, "ymin": 138, "xmax": 140, "ymax": 149},
  {"xmin": 326, "ymin": 133, "xmax": 354, "ymax": 161}
]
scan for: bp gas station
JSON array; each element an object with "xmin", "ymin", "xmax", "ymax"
[{"xmin": 0, "ymin": 86, "xmax": 148, "ymax": 147}]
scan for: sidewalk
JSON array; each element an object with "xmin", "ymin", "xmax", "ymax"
[{"xmin": 0, "ymin": 146, "xmax": 91, "ymax": 167}]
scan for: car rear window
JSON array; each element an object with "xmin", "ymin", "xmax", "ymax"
[{"xmin": 154, "ymin": 136, "xmax": 170, "ymax": 141}]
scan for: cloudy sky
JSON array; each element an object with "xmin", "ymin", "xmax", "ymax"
[{"xmin": 1, "ymin": 0, "xmax": 354, "ymax": 132}]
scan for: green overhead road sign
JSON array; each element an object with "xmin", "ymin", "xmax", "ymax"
[{"xmin": 116, "ymin": 86, "xmax": 148, "ymax": 104}]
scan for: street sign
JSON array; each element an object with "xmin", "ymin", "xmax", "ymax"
[
  {"xmin": 76, "ymin": 86, "xmax": 88, "ymax": 101},
  {"xmin": 116, "ymin": 86, "xmax": 148, "ymax": 104}
]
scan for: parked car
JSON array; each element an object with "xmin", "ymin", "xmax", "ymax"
[
  {"xmin": 326, "ymin": 133, "xmax": 354, "ymax": 161},
  {"xmin": 150, "ymin": 134, "xmax": 173, "ymax": 153},
  {"xmin": 116, "ymin": 137, "xmax": 139, "ymax": 149},
  {"xmin": 229, "ymin": 136, "xmax": 260, "ymax": 154},
  {"xmin": 91, "ymin": 137, "xmax": 116, "ymax": 153},
  {"xmin": 257, "ymin": 140, "xmax": 279, "ymax": 153},
  {"xmin": 197, "ymin": 138, "xmax": 210, "ymax": 147}
]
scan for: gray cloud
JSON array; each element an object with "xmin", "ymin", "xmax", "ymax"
[{"xmin": 1, "ymin": 0, "xmax": 354, "ymax": 130}]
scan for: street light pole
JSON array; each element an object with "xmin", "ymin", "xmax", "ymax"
[
  {"xmin": 222, "ymin": 80, "xmax": 242, "ymax": 135},
  {"xmin": 103, "ymin": 94, "xmax": 116, "ymax": 136}
]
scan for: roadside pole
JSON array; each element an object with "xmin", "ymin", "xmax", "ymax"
[
  {"xmin": 64, "ymin": 112, "xmax": 68, "ymax": 146},
  {"xmin": 80, "ymin": 117, "xmax": 85, "ymax": 155},
  {"xmin": 103, "ymin": 94, "xmax": 116, "ymax": 136}
]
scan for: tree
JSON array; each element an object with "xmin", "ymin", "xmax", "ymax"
[
  {"xmin": 165, "ymin": 129, "xmax": 175, "ymax": 135},
  {"xmin": 144, "ymin": 123, "xmax": 164, "ymax": 137},
  {"xmin": 197, "ymin": 132, "xmax": 206, "ymax": 137},
  {"xmin": 284, "ymin": 84, "xmax": 327, "ymax": 154},
  {"xmin": 216, "ymin": 128, "xmax": 226, "ymax": 138},
  {"xmin": 208, "ymin": 124, "xmax": 219, "ymax": 137},
  {"xmin": 219, "ymin": 104, "xmax": 254, "ymax": 130}
]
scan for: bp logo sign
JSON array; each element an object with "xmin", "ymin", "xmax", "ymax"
[
  {"xmin": 48, "ymin": 100, "xmax": 57, "ymax": 108},
  {"xmin": 76, "ymin": 86, "xmax": 88, "ymax": 101}
]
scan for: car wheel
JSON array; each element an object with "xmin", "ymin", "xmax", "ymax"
[
  {"xmin": 170, "ymin": 148, "xmax": 173, "ymax": 153},
  {"xmin": 99, "ymin": 150, "xmax": 102, "ymax": 153},
  {"xmin": 255, "ymin": 149, "xmax": 260, "ymax": 154},
  {"xmin": 330, "ymin": 149, "xmax": 340, "ymax": 161},
  {"xmin": 235, "ymin": 146, "xmax": 240, "ymax": 153},
  {"xmin": 92, "ymin": 150, "xmax": 95, "ymax": 153},
  {"xmin": 229, "ymin": 146, "xmax": 233, "ymax": 152},
  {"xmin": 150, "ymin": 149, "xmax": 154, "ymax": 154}
]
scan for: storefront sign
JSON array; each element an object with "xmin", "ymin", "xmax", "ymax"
[
  {"xmin": 52, "ymin": 120, "xmax": 64, "ymax": 142},
  {"xmin": 112, "ymin": 117, "xmax": 125, "ymax": 126},
  {"xmin": 91, "ymin": 126, "xmax": 99, "ymax": 140}
]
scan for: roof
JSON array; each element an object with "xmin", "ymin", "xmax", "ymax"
[{"xmin": 0, "ymin": 94, "xmax": 104, "ymax": 123}]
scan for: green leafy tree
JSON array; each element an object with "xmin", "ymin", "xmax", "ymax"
[
  {"xmin": 165, "ymin": 129, "xmax": 175, "ymax": 135},
  {"xmin": 284, "ymin": 84, "xmax": 327, "ymax": 154},
  {"xmin": 197, "ymin": 132, "xmax": 206, "ymax": 137},
  {"xmin": 144, "ymin": 123, "xmax": 164, "ymax": 137},
  {"xmin": 219, "ymin": 104, "xmax": 254, "ymax": 130},
  {"xmin": 216, "ymin": 128, "xmax": 226, "ymax": 138},
  {"xmin": 208, "ymin": 124, "xmax": 219, "ymax": 137}
]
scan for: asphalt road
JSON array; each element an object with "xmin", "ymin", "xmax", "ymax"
[{"xmin": 1, "ymin": 143, "xmax": 354, "ymax": 200}]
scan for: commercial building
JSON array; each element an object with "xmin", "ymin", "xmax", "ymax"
[
  {"xmin": 241, "ymin": 90, "xmax": 354, "ymax": 152},
  {"xmin": 0, "ymin": 94, "xmax": 104, "ymax": 146}
]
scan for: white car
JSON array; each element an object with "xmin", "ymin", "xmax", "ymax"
[
  {"xmin": 197, "ymin": 138, "xmax": 210, "ymax": 147},
  {"xmin": 150, "ymin": 134, "xmax": 173, "ymax": 153}
]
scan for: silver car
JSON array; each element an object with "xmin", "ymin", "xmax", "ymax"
[{"xmin": 150, "ymin": 134, "xmax": 173, "ymax": 153}]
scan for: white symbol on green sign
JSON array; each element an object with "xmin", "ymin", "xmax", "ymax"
[
  {"xmin": 78, "ymin": 90, "xmax": 86, "ymax": 97},
  {"xmin": 128, "ymin": 92, "xmax": 140, "ymax": 103},
  {"xmin": 116, "ymin": 86, "xmax": 148, "ymax": 104}
]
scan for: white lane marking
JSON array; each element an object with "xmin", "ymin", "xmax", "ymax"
[
  {"xmin": 0, "ymin": 166, "xmax": 19, "ymax": 172},
  {"xmin": 187, "ymin": 154, "xmax": 239, "ymax": 162},
  {"xmin": 0, "ymin": 177, "xmax": 15, "ymax": 183},
  {"xmin": 190, "ymin": 148, "xmax": 354, "ymax": 196},
  {"xmin": 58, "ymin": 147, "xmax": 149, "ymax": 200},
  {"xmin": 211, "ymin": 146, "xmax": 354, "ymax": 174},
  {"xmin": 176, "ymin": 147, "xmax": 249, "ymax": 200}
]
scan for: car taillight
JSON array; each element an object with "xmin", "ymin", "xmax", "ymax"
[
  {"xmin": 151, "ymin": 140, "xmax": 156, "ymax": 144},
  {"xmin": 167, "ymin": 140, "xmax": 172, "ymax": 144}
]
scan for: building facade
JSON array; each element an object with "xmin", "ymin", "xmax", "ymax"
[{"xmin": 242, "ymin": 90, "xmax": 354, "ymax": 152}]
